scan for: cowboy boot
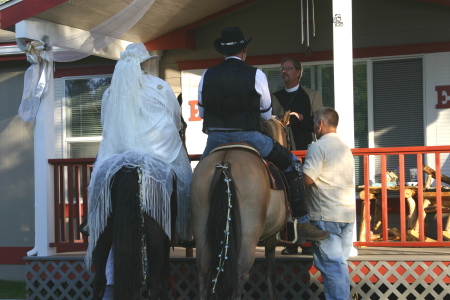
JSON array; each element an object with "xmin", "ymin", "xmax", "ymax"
[
  {"xmin": 285, "ymin": 161, "xmax": 329, "ymax": 241},
  {"xmin": 297, "ymin": 222, "xmax": 329, "ymax": 241},
  {"xmin": 265, "ymin": 140, "xmax": 329, "ymax": 241}
]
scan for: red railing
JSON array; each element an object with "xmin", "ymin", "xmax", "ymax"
[
  {"xmin": 49, "ymin": 158, "xmax": 94, "ymax": 252},
  {"xmin": 349, "ymin": 146, "xmax": 450, "ymax": 247},
  {"xmin": 48, "ymin": 146, "xmax": 450, "ymax": 252}
]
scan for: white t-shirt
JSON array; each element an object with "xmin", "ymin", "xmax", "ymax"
[{"xmin": 303, "ymin": 133, "xmax": 356, "ymax": 223}]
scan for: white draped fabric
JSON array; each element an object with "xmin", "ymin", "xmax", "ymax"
[{"xmin": 18, "ymin": 0, "xmax": 156, "ymax": 122}]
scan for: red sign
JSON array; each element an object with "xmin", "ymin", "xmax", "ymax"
[
  {"xmin": 435, "ymin": 85, "xmax": 450, "ymax": 109},
  {"xmin": 188, "ymin": 100, "xmax": 201, "ymax": 121}
]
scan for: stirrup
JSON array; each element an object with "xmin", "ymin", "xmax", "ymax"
[{"xmin": 290, "ymin": 219, "xmax": 299, "ymax": 244}]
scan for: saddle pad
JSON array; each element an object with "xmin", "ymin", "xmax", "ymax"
[
  {"xmin": 210, "ymin": 143, "xmax": 286, "ymax": 191},
  {"xmin": 263, "ymin": 160, "xmax": 287, "ymax": 191}
]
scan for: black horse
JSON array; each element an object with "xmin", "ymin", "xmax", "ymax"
[{"xmin": 90, "ymin": 164, "xmax": 177, "ymax": 300}]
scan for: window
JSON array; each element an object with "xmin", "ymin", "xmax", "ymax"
[
  {"xmin": 64, "ymin": 76, "xmax": 111, "ymax": 158},
  {"xmin": 0, "ymin": 0, "xmax": 23, "ymax": 9},
  {"xmin": 372, "ymin": 58, "xmax": 424, "ymax": 180}
]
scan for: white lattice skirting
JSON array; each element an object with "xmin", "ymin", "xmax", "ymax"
[{"xmin": 25, "ymin": 256, "xmax": 450, "ymax": 299}]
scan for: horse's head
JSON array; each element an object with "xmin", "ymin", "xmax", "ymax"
[{"xmin": 262, "ymin": 111, "xmax": 291, "ymax": 150}]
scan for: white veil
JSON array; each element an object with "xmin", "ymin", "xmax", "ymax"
[{"xmin": 98, "ymin": 47, "xmax": 145, "ymax": 157}]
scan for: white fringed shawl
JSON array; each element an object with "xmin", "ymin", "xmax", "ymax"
[{"xmin": 84, "ymin": 50, "xmax": 192, "ymax": 268}]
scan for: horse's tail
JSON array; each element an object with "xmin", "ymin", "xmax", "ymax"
[
  {"xmin": 204, "ymin": 161, "xmax": 241, "ymax": 299},
  {"xmin": 111, "ymin": 166, "xmax": 143, "ymax": 299}
]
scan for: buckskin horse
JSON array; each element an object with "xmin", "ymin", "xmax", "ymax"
[
  {"xmin": 86, "ymin": 152, "xmax": 178, "ymax": 300},
  {"xmin": 191, "ymin": 114, "xmax": 291, "ymax": 299}
]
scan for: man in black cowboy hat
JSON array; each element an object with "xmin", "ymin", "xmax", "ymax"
[{"xmin": 197, "ymin": 26, "xmax": 329, "ymax": 242}]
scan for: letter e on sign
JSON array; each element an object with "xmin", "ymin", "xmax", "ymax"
[
  {"xmin": 189, "ymin": 100, "xmax": 201, "ymax": 121},
  {"xmin": 435, "ymin": 85, "xmax": 450, "ymax": 109}
]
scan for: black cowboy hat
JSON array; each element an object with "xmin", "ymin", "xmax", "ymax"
[{"xmin": 213, "ymin": 27, "xmax": 252, "ymax": 55}]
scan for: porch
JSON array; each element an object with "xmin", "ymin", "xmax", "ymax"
[{"xmin": 29, "ymin": 145, "xmax": 450, "ymax": 299}]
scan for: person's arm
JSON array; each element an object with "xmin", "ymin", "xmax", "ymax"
[
  {"xmin": 197, "ymin": 71, "xmax": 207, "ymax": 119},
  {"xmin": 161, "ymin": 80, "xmax": 182, "ymax": 131},
  {"xmin": 304, "ymin": 173, "xmax": 314, "ymax": 186},
  {"xmin": 271, "ymin": 94, "xmax": 285, "ymax": 117},
  {"xmin": 291, "ymin": 87, "xmax": 322, "ymax": 132},
  {"xmin": 310, "ymin": 90, "xmax": 323, "ymax": 116},
  {"xmin": 171, "ymin": 92, "xmax": 182, "ymax": 131},
  {"xmin": 100, "ymin": 88, "xmax": 110, "ymax": 126},
  {"xmin": 295, "ymin": 112, "xmax": 314, "ymax": 132},
  {"xmin": 255, "ymin": 69, "xmax": 272, "ymax": 121},
  {"xmin": 308, "ymin": 89, "xmax": 323, "ymax": 140},
  {"xmin": 303, "ymin": 144, "xmax": 323, "ymax": 185}
]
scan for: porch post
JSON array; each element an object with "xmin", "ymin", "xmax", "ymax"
[
  {"xmin": 16, "ymin": 18, "xmax": 131, "ymax": 257},
  {"xmin": 332, "ymin": 0, "xmax": 354, "ymax": 148},
  {"xmin": 33, "ymin": 68, "xmax": 57, "ymax": 256},
  {"xmin": 332, "ymin": 0, "xmax": 358, "ymax": 256},
  {"xmin": 15, "ymin": 21, "xmax": 56, "ymax": 256}
]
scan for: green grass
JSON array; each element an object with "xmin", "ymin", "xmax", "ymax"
[{"xmin": 0, "ymin": 280, "xmax": 26, "ymax": 299}]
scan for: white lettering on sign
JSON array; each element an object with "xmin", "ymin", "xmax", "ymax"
[{"xmin": 435, "ymin": 85, "xmax": 450, "ymax": 109}]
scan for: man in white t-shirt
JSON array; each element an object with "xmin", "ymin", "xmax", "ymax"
[{"xmin": 302, "ymin": 107, "xmax": 356, "ymax": 300}]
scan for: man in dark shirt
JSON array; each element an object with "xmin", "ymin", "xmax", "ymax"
[
  {"xmin": 272, "ymin": 58, "xmax": 323, "ymax": 150},
  {"xmin": 272, "ymin": 58, "xmax": 323, "ymax": 254}
]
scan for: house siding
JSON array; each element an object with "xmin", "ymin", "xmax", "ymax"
[
  {"xmin": 0, "ymin": 59, "xmax": 35, "ymax": 279},
  {"xmin": 427, "ymin": 52, "xmax": 450, "ymax": 178}
]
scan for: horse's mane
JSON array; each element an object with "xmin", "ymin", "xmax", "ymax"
[{"xmin": 262, "ymin": 114, "xmax": 290, "ymax": 149}]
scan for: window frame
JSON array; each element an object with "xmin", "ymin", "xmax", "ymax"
[{"xmin": 62, "ymin": 74, "xmax": 112, "ymax": 158}]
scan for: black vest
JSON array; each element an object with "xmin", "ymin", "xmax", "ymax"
[{"xmin": 201, "ymin": 58, "xmax": 262, "ymax": 132}]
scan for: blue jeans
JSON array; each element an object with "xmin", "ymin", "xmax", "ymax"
[
  {"xmin": 102, "ymin": 285, "xmax": 113, "ymax": 300},
  {"xmin": 202, "ymin": 130, "xmax": 299, "ymax": 168},
  {"xmin": 310, "ymin": 220, "xmax": 354, "ymax": 300},
  {"xmin": 202, "ymin": 131, "xmax": 275, "ymax": 159}
]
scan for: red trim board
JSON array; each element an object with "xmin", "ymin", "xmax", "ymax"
[{"xmin": 0, "ymin": 247, "xmax": 33, "ymax": 265}]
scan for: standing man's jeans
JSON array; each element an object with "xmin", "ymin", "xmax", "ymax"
[
  {"xmin": 310, "ymin": 220, "xmax": 354, "ymax": 300},
  {"xmin": 102, "ymin": 285, "xmax": 113, "ymax": 300},
  {"xmin": 201, "ymin": 130, "xmax": 275, "ymax": 159}
]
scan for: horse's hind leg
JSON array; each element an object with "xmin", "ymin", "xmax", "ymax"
[
  {"xmin": 264, "ymin": 235, "xmax": 278, "ymax": 300},
  {"xmin": 92, "ymin": 223, "xmax": 113, "ymax": 300},
  {"xmin": 144, "ymin": 215, "xmax": 171, "ymax": 300}
]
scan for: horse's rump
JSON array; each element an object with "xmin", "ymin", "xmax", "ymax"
[
  {"xmin": 211, "ymin": 143, "xmax": 289, "ymax": 192},
  {"xmin": 192, "ymin": 149, "xmax": 287, "ymax": 299},
  {"xmin": 192, "ymin": 115, "xmax": 290, "ymax": 299},
  {"xmin": 86, "ymin": 150, "xmax": 175, "ymax": 267}
]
